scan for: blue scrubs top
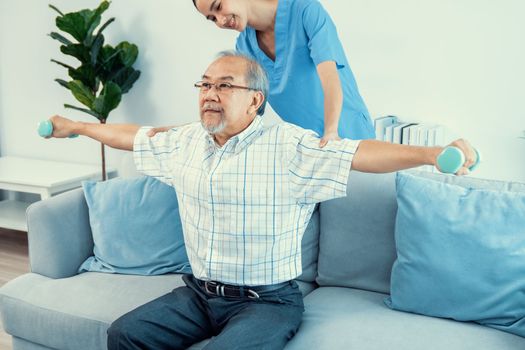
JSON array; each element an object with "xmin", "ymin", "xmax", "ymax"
[{"xmin": 236, "ymin": 0, "xmax": 375, "ymax": 140}]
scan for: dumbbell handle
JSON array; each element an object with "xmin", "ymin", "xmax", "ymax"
[
  {"xmin": 436, "ymin": 146, "xmax": 481, "ymax": 174},
  {"xmin": 37, "ymin": 120, "xmax": 78, "ymax": 138}
]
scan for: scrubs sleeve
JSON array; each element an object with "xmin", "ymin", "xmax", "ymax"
[{"xmin": 302, "ymin": 1, "xmax": 347, "ymax": 68}]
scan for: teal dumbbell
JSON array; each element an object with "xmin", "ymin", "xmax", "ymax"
[
  {"xmin": 436, "ymin": 146, "xmax": 481, "ymax": 174},
  {"xmin": 37, "ymin": 120, "xmax": 78, "ymax": 138}
]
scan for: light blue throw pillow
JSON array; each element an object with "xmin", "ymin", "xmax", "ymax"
[
  {"xmin": 385, "ymin": 172, "xmax": 525, "ymax": 337},
  {"xmin": 79, "ymin": 176, "xmax": 191, "ymax": 275}
]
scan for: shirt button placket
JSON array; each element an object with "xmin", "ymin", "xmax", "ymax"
[{"xmin": 206, "ymin": 147, "xmax": 225, "ymax": 279}]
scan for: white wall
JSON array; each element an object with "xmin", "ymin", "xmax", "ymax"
[{"xmin": 0, "ymin": 0, "xmax": 524, "ymax": 182}]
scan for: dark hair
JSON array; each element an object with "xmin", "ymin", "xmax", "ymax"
[{"xmin": 191, "ymin": 0, "xmax": 197, "ymax": 8}]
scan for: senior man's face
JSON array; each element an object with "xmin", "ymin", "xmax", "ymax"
[{"xmin": 198, "ymin": 56, "xmax": 257, "ymax": 135}]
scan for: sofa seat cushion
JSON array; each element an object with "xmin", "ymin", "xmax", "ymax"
[
  {"xmin": 0, "ymin": 273, "xmax": 316, "ymax": 350},
  {"xmin": 0, "ymin": 272, "xmax": 186, "ymax": 350},
  {"xmin": 12, "ymin": 337, "xmax": 55, "ymax": 350},
  {"xmin": 286, "ymin": 287, "xmax": 525, "ymax": 350}
]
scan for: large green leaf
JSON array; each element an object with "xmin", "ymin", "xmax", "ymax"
[
  {"xmin": 93, "ymin": 82, "xmax": 122, "ymax": 118},
  {"xmin": 67, "ymin": 80, "xmax": 95, "ymax": 109},
  {"xmin": 48, "ymin": 4, "xmax": 64, "ymax": 16},
  {"xmin": 99, "ymin": 45, "xmax": 120, "ymax": 70},
  {"xmin": 49, "ymin": 32, "xmax": 72, "ymax": 46},
  {"xmin": 95, "ymin": 17, "xmax": 115, "ymax": 37},
  {"xmin": 116, "ymin": 42, "xmax": 138, "ymax": 67},
  {"xmin": 112, "ymin": 67, "xmax": 141, "ymax": 94},
  {"xmin": 68, "ymin": 65, "xmax": 97, "ymax": 91},
  {"xmin": 61, "ymin": 44, "xmax": 90, "ymax": 63},
  {"xmin": 98, "ymin": 44, "xmax": 115, "ymax": 61},
  {"xmin": 55, "ymin": 79, "xmax": 70, "ymax": 90},
  {"xmin": 122, "ymin": 70, "xmax": 140, "ymax": 94},
  {"xmin": 64, "ymin": 104, "xmax": 102, "ymax": 119},
  {"xmin": 90, "ymin": 34, "xmax": 105, "ymax": 66},
  {"xmin": 87, "ymin": 17, "xmax": 114, "ymax": 57},
  {"xmin": 84, "ymin": 1, "xmax": 110, "ymax": 45},
  {"xmin": 50, "ymin": 59, "xmax": 74, "ymax": 70},
  {"xmin": 97, "ymin": 45, "xmax": 122, "ymax": 83},
  {"xmin": 56, "ymin": 12, "xmax": 87, "ymax": 42},
  {"xmin": 55, "ymin": 1, "xmax": 109, "ymax": 44}
]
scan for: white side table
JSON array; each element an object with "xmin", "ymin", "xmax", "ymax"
[{"xmin": 0, "ymin": 156, "xmax": 113, "ymax": 231}]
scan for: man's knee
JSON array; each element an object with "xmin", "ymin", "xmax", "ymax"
[{"xmin": 107, "ymin": 314, "xmax": 142, "ymax": 350}]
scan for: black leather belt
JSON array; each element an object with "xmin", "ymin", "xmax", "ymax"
[
  {"xmin": 204, "ymin": 280, "xmax": 259, "ymax": 299},
  {"xmin": 195, "ymin": 279, "xmax": 289, "ymax": 299}
]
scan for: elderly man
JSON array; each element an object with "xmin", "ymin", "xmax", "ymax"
[{"xmin": 48, "ymin": 51, "xmax": 476, "ymax": 350}]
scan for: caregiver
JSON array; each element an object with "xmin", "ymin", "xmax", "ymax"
[{"xmin": 191, "ymin": 0, "xmax": 375, "ymax": 145}]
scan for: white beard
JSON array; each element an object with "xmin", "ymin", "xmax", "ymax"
[{"xmin": 201, "ymin": 117, "xmax": 226, "ymax": 134}]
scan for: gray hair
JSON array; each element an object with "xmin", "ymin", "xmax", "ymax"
[{"xmin": 216, "ymin": 50, "xmax": 269, "ymax": 116}]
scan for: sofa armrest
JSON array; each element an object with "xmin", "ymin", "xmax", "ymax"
[{"xmin": 26, "ymin": 188, "xmax": 93, "ymax": 279}]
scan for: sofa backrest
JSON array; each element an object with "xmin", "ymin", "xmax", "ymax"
[
  {"xmin": 316, "ymin": 170, "xmax": 525, "ymax": 294},
  {"xmin": 317, "ymin": 171, "xmax": 397, "ymax": 294}
]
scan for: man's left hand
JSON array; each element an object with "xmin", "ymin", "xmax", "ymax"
[{"xmin": 440, "ymin": 139, "xmax": 477, "ymax": 176}]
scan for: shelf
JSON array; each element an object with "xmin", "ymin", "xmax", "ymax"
[
  {"xmin": 0, "ymin": 200, "xmax": 31, "ymax": 232},
  {"xmin": 0, "ymin": 156, "xmax": 104, "ymax": 188},
  {"xmin": 0, "ymin": 156, "xmax": 116, "ymax": 231}
]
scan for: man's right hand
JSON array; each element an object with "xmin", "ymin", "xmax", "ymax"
[
  {"xmin": 49, "ymin": 115, "xmax": 79, "ymax": 138},
  {"xmin": 46, "ymin": 116, "xmax": 140, "ymax": 151}
]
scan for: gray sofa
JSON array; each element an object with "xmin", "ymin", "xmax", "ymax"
[{"xmin": 1, "ymin": 170, "xmax": 524, "ymax": 350}]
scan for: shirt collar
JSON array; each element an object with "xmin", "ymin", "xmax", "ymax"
[
  {"xmin": 205, "ymin": 116, "xmax": 264, "ymax": 153},
  {"xmin": 232, "ymin": 115, "xmax": 264, "ymax": 151}
]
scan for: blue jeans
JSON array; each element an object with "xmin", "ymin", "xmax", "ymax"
[{"xmin": 107, "ymin": 275, "xmax": 304, "ymax": 350}]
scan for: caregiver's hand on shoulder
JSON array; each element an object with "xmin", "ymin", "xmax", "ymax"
[
  {"xmin": 146, "ymin": 126, "xmax": 176, "ymax": 137},
  {"xmin": 319, "ymin": 131, "xmax": 341, "ymax": 148}
]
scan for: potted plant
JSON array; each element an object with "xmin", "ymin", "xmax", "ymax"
[{"xmin": 49, "ymin": 1, "xmax": 141, "ymax": 180}]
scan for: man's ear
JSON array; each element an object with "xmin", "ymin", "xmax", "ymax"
[{"xmin": 250, "ymin": 91, "xmax": 265, "ymax": 114}]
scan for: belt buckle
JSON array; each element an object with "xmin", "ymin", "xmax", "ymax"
[
  {"xmin": 204, "ymin": 281, "xmax": 216, "ymax": 295},
  {"xmin": 205, "ymin": 281, "xmax": 225, "ymax": 297},
  {"xmin": 204, "ymin": 281, "xmax": 260, "ymax": 299},
  {"xmin": 247, "ymin": 289, "xmax": 260, "ymax": 299}
]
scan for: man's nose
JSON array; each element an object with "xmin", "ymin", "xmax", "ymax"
[{"xmin": 203, "ymin": 87, "xmax": 220, "ymax": 101}]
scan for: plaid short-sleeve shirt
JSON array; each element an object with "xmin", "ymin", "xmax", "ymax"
[{"xmin": 134, "ymin": 116, "xmax": 360, "ymax": 285}]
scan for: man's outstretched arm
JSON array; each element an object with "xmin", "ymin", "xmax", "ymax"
[
  {"xmin": 47, "ymin": 115, "xmax": 140, "ymax": 151},
  {"xmin": 351, "ymin": 139, "xmax": 476, "ymax": 176}
]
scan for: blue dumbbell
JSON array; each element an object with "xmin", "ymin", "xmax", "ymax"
[
  {"xmin": 436, "ymin": 146, "xmax": 481, "ymax": 174},
  {"xmin": 37, "ymin": 120, "xmax": 78, "ymax": 138}
]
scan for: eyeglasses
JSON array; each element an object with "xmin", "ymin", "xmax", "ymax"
[{"xmin": 194, "ymin": 81, "xmax": 256, "ymax": 93}]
